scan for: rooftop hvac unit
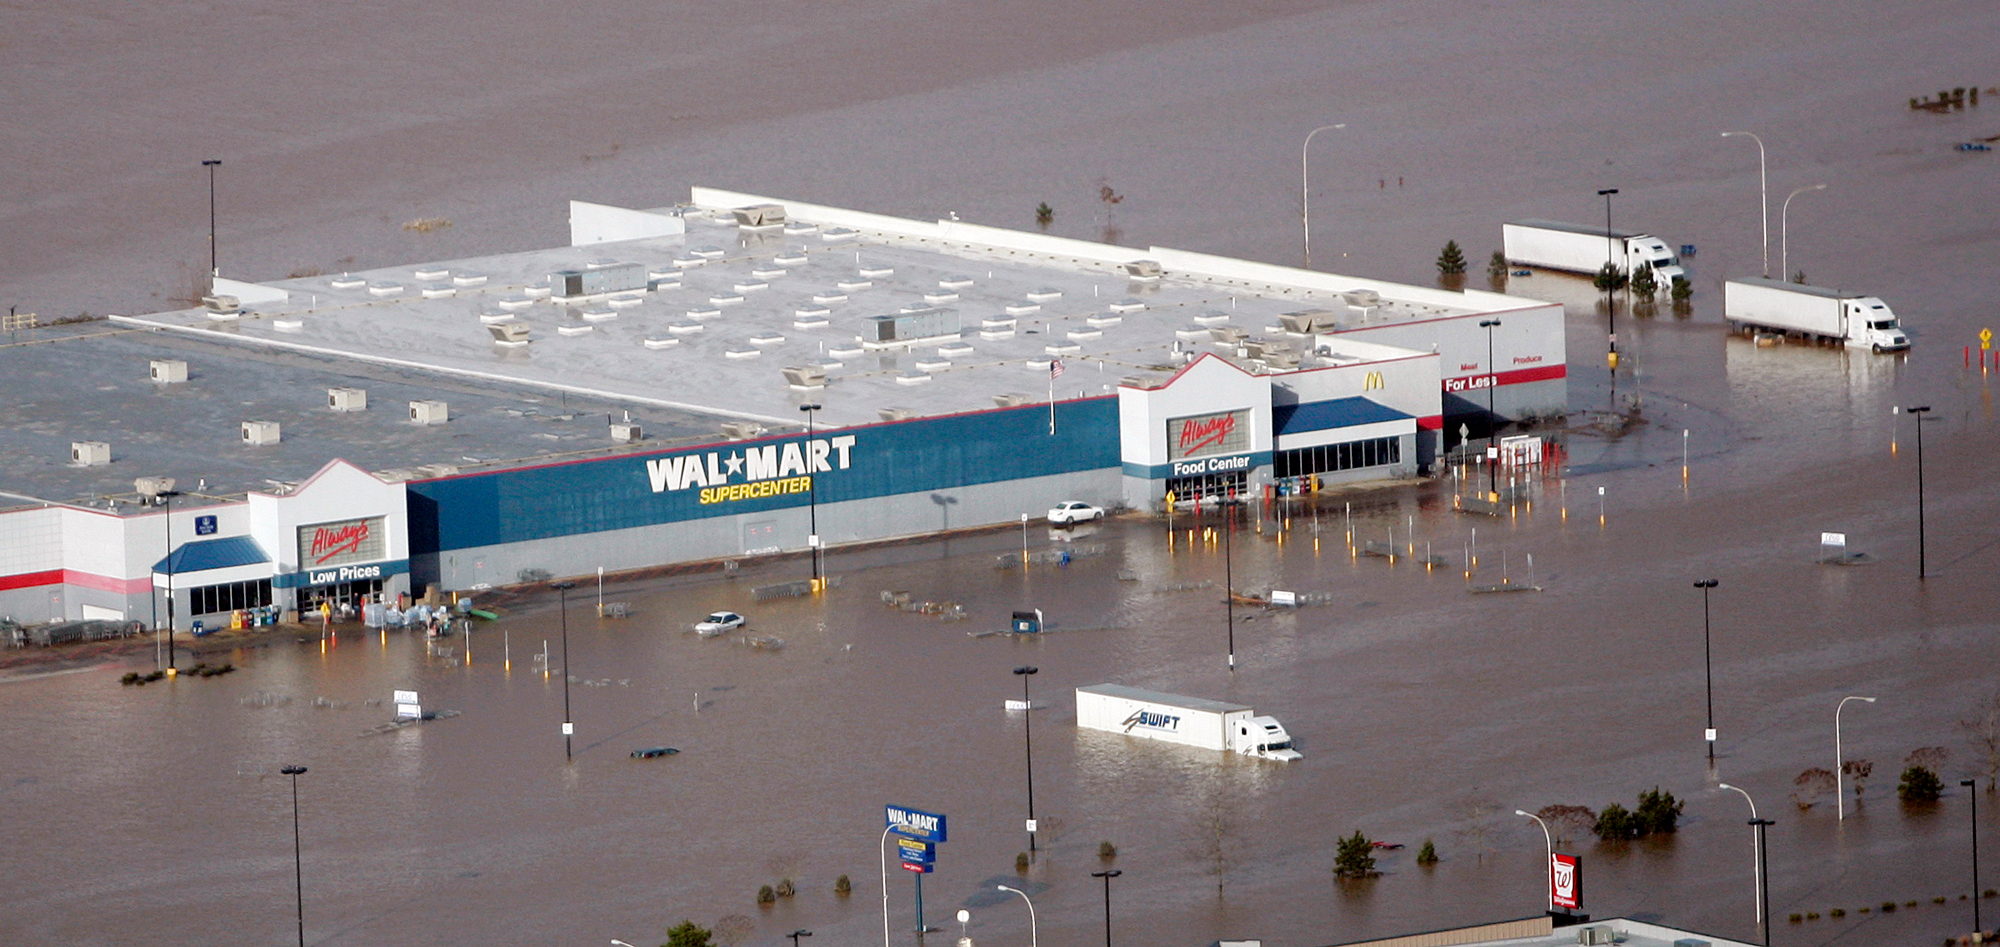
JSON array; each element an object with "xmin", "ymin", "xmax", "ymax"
[
  {"xmin": 71, "ymin": 441, "xmax": 111, "ymax": 466},
  {"xmin": 409, "ymin": 400, "xmax": 449, "ymax": 425},
  {"xmin": 1123, "ymin": 259, "xmax": 1163, "ymax": 279},
  {"xmin": 149, "ymin": 359, "xmax": 188, "ymax": 383},
  {"xmin": 1264, "ymin": 352, "xmax": 1301, "ymax": 369},
  {"xmin": 610, "ymin": 422, "xmax": 643, "ymax": 444},
  {"xmin": 864, "ymin": 307, "xmax": 961, "ymax": 348},
  {"xmin": 327, "ymin": 387, "xmax": 367, "ymax": 412},
  {"xmin": 1340, "ymin": 289, "xmax": 1382, "ymax": 307},
  {"xmin": 719, "ymin": 421, "xmax": 765, "ymax": 440},
  {"xmin": 877, "ymin": 407, "xmax": 916, "ymax": 422},
  {"xmin": 241, "ymin": 421, "xmax": 281, "ymax": 446},
  {"xmin": 1208, "ymin": 326, "xmax": 1248, "ymax": 343},
  {"xmin": 548, "ymin": 262, "xmax": 647, "ymax": 301},
  {"xmin": 134, "ymin": 476, "xmax": 176, "ymax": 498},
  {"xmin": 1278, "ymin": 309, "xmax": 1340, "ymax": 334},
  {"xmin": 415, "ymin": 463, "xmax": 461, "ymax": 478},
  {"xmin": 732, "ymin": 204, "xmax": 787, "ymax": 228},
  {"xmin": 1576, "ymin": 927, "xmax": 1614, "ymax": 946},
  {"xmin": 203, "ymin": 294, "xmax": 241, "ymax": 314},
  {"xmin": 992, "ymin": 393, "xmax": 1031, "ymax": 408},
  {"xmin": 486, "ymin": 322, "xmax": 531, "ymax": 343},
  {"xmin": 781, "ymin": 365, "xmax": 828, "ymax": 389}
]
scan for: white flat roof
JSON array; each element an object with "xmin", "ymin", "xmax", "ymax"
[{"xmin": 115, "ymin": 189, "xmax": 1547, "ymax": 433}]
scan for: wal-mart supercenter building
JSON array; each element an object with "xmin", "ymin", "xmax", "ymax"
[{"xmin": 0, "ymin": 187, "xmax": 1564, "ymax": 629}]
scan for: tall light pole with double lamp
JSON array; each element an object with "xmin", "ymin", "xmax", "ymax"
[
  {"xmin": 281, "ymin": 765, "xmax": 308, "ymax": 947},
  {"xmin": 1090, "ymin": 869, "xmax": 1121, "ymax": 947},
  {"xmin": 1598, "ymin": 188, "xmax": 1620, "ymax": 370},
  {"xmin": 1014, "ymin": 665, "xmax": 1039, "ymax": 853},
  {"xmin": 1695, "ymin": 579, "xmax": 1719, "ymax": 759},
  {"xmin": 799, "ymin": 403, "xmax": 823, "ymax": 589},
  {"xmin": 1964, "ymin": 779, "xmax": 1983, "ymax": 935},
  {"xmin": 1480, "ymin": 318, "xmax": 1502, "ymax": 493},
  {"xmin": 1720, "ymin": 132, "xmax": 1769, "ymax": 277},
  {"xmin": 552, "ymin": 581, "xmax": 577, "ymax": 760},
  {"xmin": 787, "ymin": 929, "xmax": 812, "ymax": 947},
  {"xmin": 1300, "ymin": 123, "xmax": 1346, "ymax": 269},
  {"xmin": 202, "ymin": 159, "xmax": 222, "ymax": 277},
  {"xmin": 1896, "ymin": 405, "xmax": 1933, "ymax": 579}
]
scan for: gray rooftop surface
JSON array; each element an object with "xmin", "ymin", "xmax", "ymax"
[
  {"xmin": 113, "ymin": 197, "xmax": 1520, "ymax": 433},
  {"xmin": 0, "ymin": 322, "xmax": 731, "ymax": 510}
]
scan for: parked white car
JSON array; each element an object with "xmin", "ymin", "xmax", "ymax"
[
  {"xmin": 694, "ymin": 611, "xmax": 746, "ymax": 637},
  {"xmin": 1047, "ymin": 501, "xmax": 1104, "ymax": 525}
]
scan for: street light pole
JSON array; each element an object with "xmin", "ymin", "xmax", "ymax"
[
  {"xmin": 281, "ymin": 765, "xmax": 308, "ymax": 947},
  {"xmin": 1014, "ymin": 665, "xmax": 1039, "ymax": 853},
  {"xmin": 1598, "ymin": 188, "xmax": 1620, "ymax": 371},
  {"xmin": 787, "ymin": 929, "xmax": 813, "ymax": 947},
  {"xmin": 1835, "ymin": 694, "xmax": 1877, "ymax": 820},
  {"xmin": 552, "ymin": 581, "xmax": 577, "ymax": 760},
  {"xmin": 1224, "ymin": 501, "xmax": 1235, "ymax": 670},
  {"xmin": 1717, "ymin": 783, "xmax": 1762, "ymax": 928},
  {"xmin": 1480, "ymin": 319, "xmax": 1502, "ymax": 493},
  {"xmin": 800, "ymin": 403, "xmax": 823, "ymax": 589},
  {"xmin": 1514, "ymin": 810, "xmax": 1554, "ymax": 913},
  {"xmin": 879, "ymin": 824, "xmax": 895, "ymax": 947},
  {"xmin": 1750, "ymin": 817, "xmax": 1775, "ymax": 945},
  {"xmin": 1897, "ymin": 405, "xmax": 1933, "ymax": 579},
  {"xmin": 1300, "ymin": 123, "xmax": 1346, "ymax": 269},
  {"xmin": 1695, "ymin": 579, "xmax": 1719, "ymax": 758},
  {"xmin": 162, "ymin": 495, "xmax": 176, "ymax": 673},
  {"xmin": 1780, "ymin": 183, "xmax": 1827, "ymax": 281},
  {"xmin": 1965, "ymin": 779, "xmax": 1983, "ymax": 935},
  {"xmin": 1090, "ymin": 869, "xmax": 1121, "ymax": 947},
  {"xmin": 996, "ymin": 884, "xmax": 1038, "ymax": 947},
  {"xmin": 1720, "ymin": 132, "xmax": 1768, "ymax": 278},
  {"xmin": 202, "ymin": 159, "xmax": 222, "ymax": 277}
]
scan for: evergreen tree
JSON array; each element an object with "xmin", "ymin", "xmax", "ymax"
[
  {"xmin": 1437, "ymin": 240, "xmax": 1468, "ymax": 276},
  {"xmin": 666, "ymin": 921, "xmax": 715, "ymax": 947},
  {"xmin": 1334, "ymin": 829, "xmax": 1378, "ymax": 878}
]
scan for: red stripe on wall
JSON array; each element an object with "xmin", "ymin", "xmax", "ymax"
[
  {"xmin": 1442, "ymin": 363, "xmax": 1568, "ymax": 393},
  {"xmin": 0, "ymin": 569, "xmax": 63, "ymax": 592}
]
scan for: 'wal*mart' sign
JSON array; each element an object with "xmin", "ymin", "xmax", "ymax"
[{"xmin": 885, "ymin": 804, "xmax": 948, "ymax": 843}]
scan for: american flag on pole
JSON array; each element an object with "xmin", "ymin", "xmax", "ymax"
[{"xmin": 1050, "ymin": 357, "xmax": 1065, "ymax": 378}]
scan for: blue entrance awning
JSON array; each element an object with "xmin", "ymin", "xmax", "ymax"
[
  {"xmin": 154, "ymin": 536, "xmax": 270, "ymax": 575},
  {"xmin": 1273, "ymin": 397, "xmax": 1411, "ymax": 436}
]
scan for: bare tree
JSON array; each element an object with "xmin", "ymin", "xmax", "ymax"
[
  {"xmin": 1453, "ymin": 800, "xmax": 1504, "ymax": 866},
  {"xmin": 1184, "ymin": 791, "xmax": 1244, "ymax": 896},
  {"xmin": 1536, "ymin": 805, "xmax": 1598, "ymax": 847},
  {"xmin": 1792, "ymin": 767, "xmax": 1836, "ymax": 810},
  {"xmin": 714, "ymin": 915, "xmax": 754, "ymax": 947},
  {"xmin": 1964, "ymin": 689, "xmax": 2000, "ymax": 792},
  {"xmin": 1905, "ymin": 746, "xmax": 1952, "ymax": 771}
]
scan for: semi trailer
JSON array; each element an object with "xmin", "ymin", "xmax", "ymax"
[
  {"xmin": 1075, "ymin": 683, "xmax": 1302, "ymax": 761},
  {"xmin": 1502, "ymin": 219, "xmax": 1687, "ymax": 291},
  {"xmin": 1723, "ymin": 278, "xmax": 1910, "ymax": 352}
]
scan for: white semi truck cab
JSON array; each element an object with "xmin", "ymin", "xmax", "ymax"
[{"xmin": 1075, "ymin": 683, "xmax": 1303, "ymax": 762}]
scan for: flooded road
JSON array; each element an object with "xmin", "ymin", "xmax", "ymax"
[{"xmin": 5, "ymin": 320, "xmax": 1999, "ymax": 947}]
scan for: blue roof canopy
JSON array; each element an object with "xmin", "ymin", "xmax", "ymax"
[
  {"xmin": 153, "ymin": 536, "xmax": 270, "ymax": 575},
  {"xmin": 1272, "ymin": 397, "xmax": 1412, "ymax": 436}
]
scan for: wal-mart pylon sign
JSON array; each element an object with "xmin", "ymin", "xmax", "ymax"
[{"xmin": 886, "ymin": 804, "xmax": 947, "ymax": 873}]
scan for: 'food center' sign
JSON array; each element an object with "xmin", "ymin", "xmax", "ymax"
[{"xmin": 646, "ymin": 435, "xmax": 857, "ymax": 506}]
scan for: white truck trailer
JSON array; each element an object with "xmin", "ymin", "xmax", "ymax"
[
  {"xmin": 1723, "ymin": 278, "xmax": 1910, "ymax": 352},
  {"xmin": 1502, "ymin": 219, "xmax": 1687, "ymax": 290},
  {"xmin": 1075, "ymin": 683, "xmax": 1302, "ymax": 761}
]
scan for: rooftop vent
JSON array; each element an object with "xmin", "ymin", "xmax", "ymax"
[
  {"xmin": 864, "ymin": 307, "xmax": 961, "ymax": 349},
  {"xmin": 781, "ymin": 365, "xmax": 828, "ymax": 389},
  {"xmin": 486, "ymin": 322, "xmax": 531, "ymax": 344},
  {"xmin": 414, "ymin": 266, "xmax": 449, "ymax": 281},
  {"xmin": 1279, "ymin": 309, "xmax": 1341, "ymax": 334},
  {"xmin": 241, "ymin": 421, "xmax": 281, "ymax": 446},
  {"xmin": 203, "ymin": 294, "xmax": 241, "ymax": 314},
  {"xmin": 134, "ymin": 476, "xmax": 176, "ymax": 498},
  {"xmin": 1123, "ymin": 259, "xmax": 1163, "ymax": 280},
  {"xmin": 720, "ymin": 421, "xmax": 765, "ymax": 440},
  {"xmin": 1209, "ymin": 326, "xmax": 1248, "ymax": 344},
  {"xmin": 328, "ymin": 274, "xmax": 366, "ymax": 289},
  {"xmin": 550, "ymin": 262, "xmax": 646, "ymax": 301},
  {"xmin": 327, "ymin": 387, "xmax": 368, "ymax": 412},
  {"xmin": 992, "ymin": 393, "xmax": 1031, "ymax": 408},
  {"xmin": 878, "ymin": 407, "xmax": 916, "ymax": 422},
  {"xmin": 732, "ymin": 204, "xmax": 787, "ymax": 228},
  {"xmin": 150, "ymin": 359, "xmax": 188, "ymax": 383},
  {"xmin": 610, "ymin": 422, "xmax": 643, "ymax": 444},
  {"xmin": 409, "ymin": 400, "xmax": 449, "ymax": 425},
  {"xmin": 71, "ymin": 441, "xmax": 111, "ymax": 466}
]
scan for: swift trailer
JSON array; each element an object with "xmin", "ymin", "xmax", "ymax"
[
  {"xmin": 1075, "ymin": 683, "xmax": 1302, "ymax": 761},
  {"xmin": 1724, "ymin": 278, "xmax": 1910, "ymax": 352},
  {"xmin": 1502, "ymin": 219, "xmax": 1686, "ymax": 291}
]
